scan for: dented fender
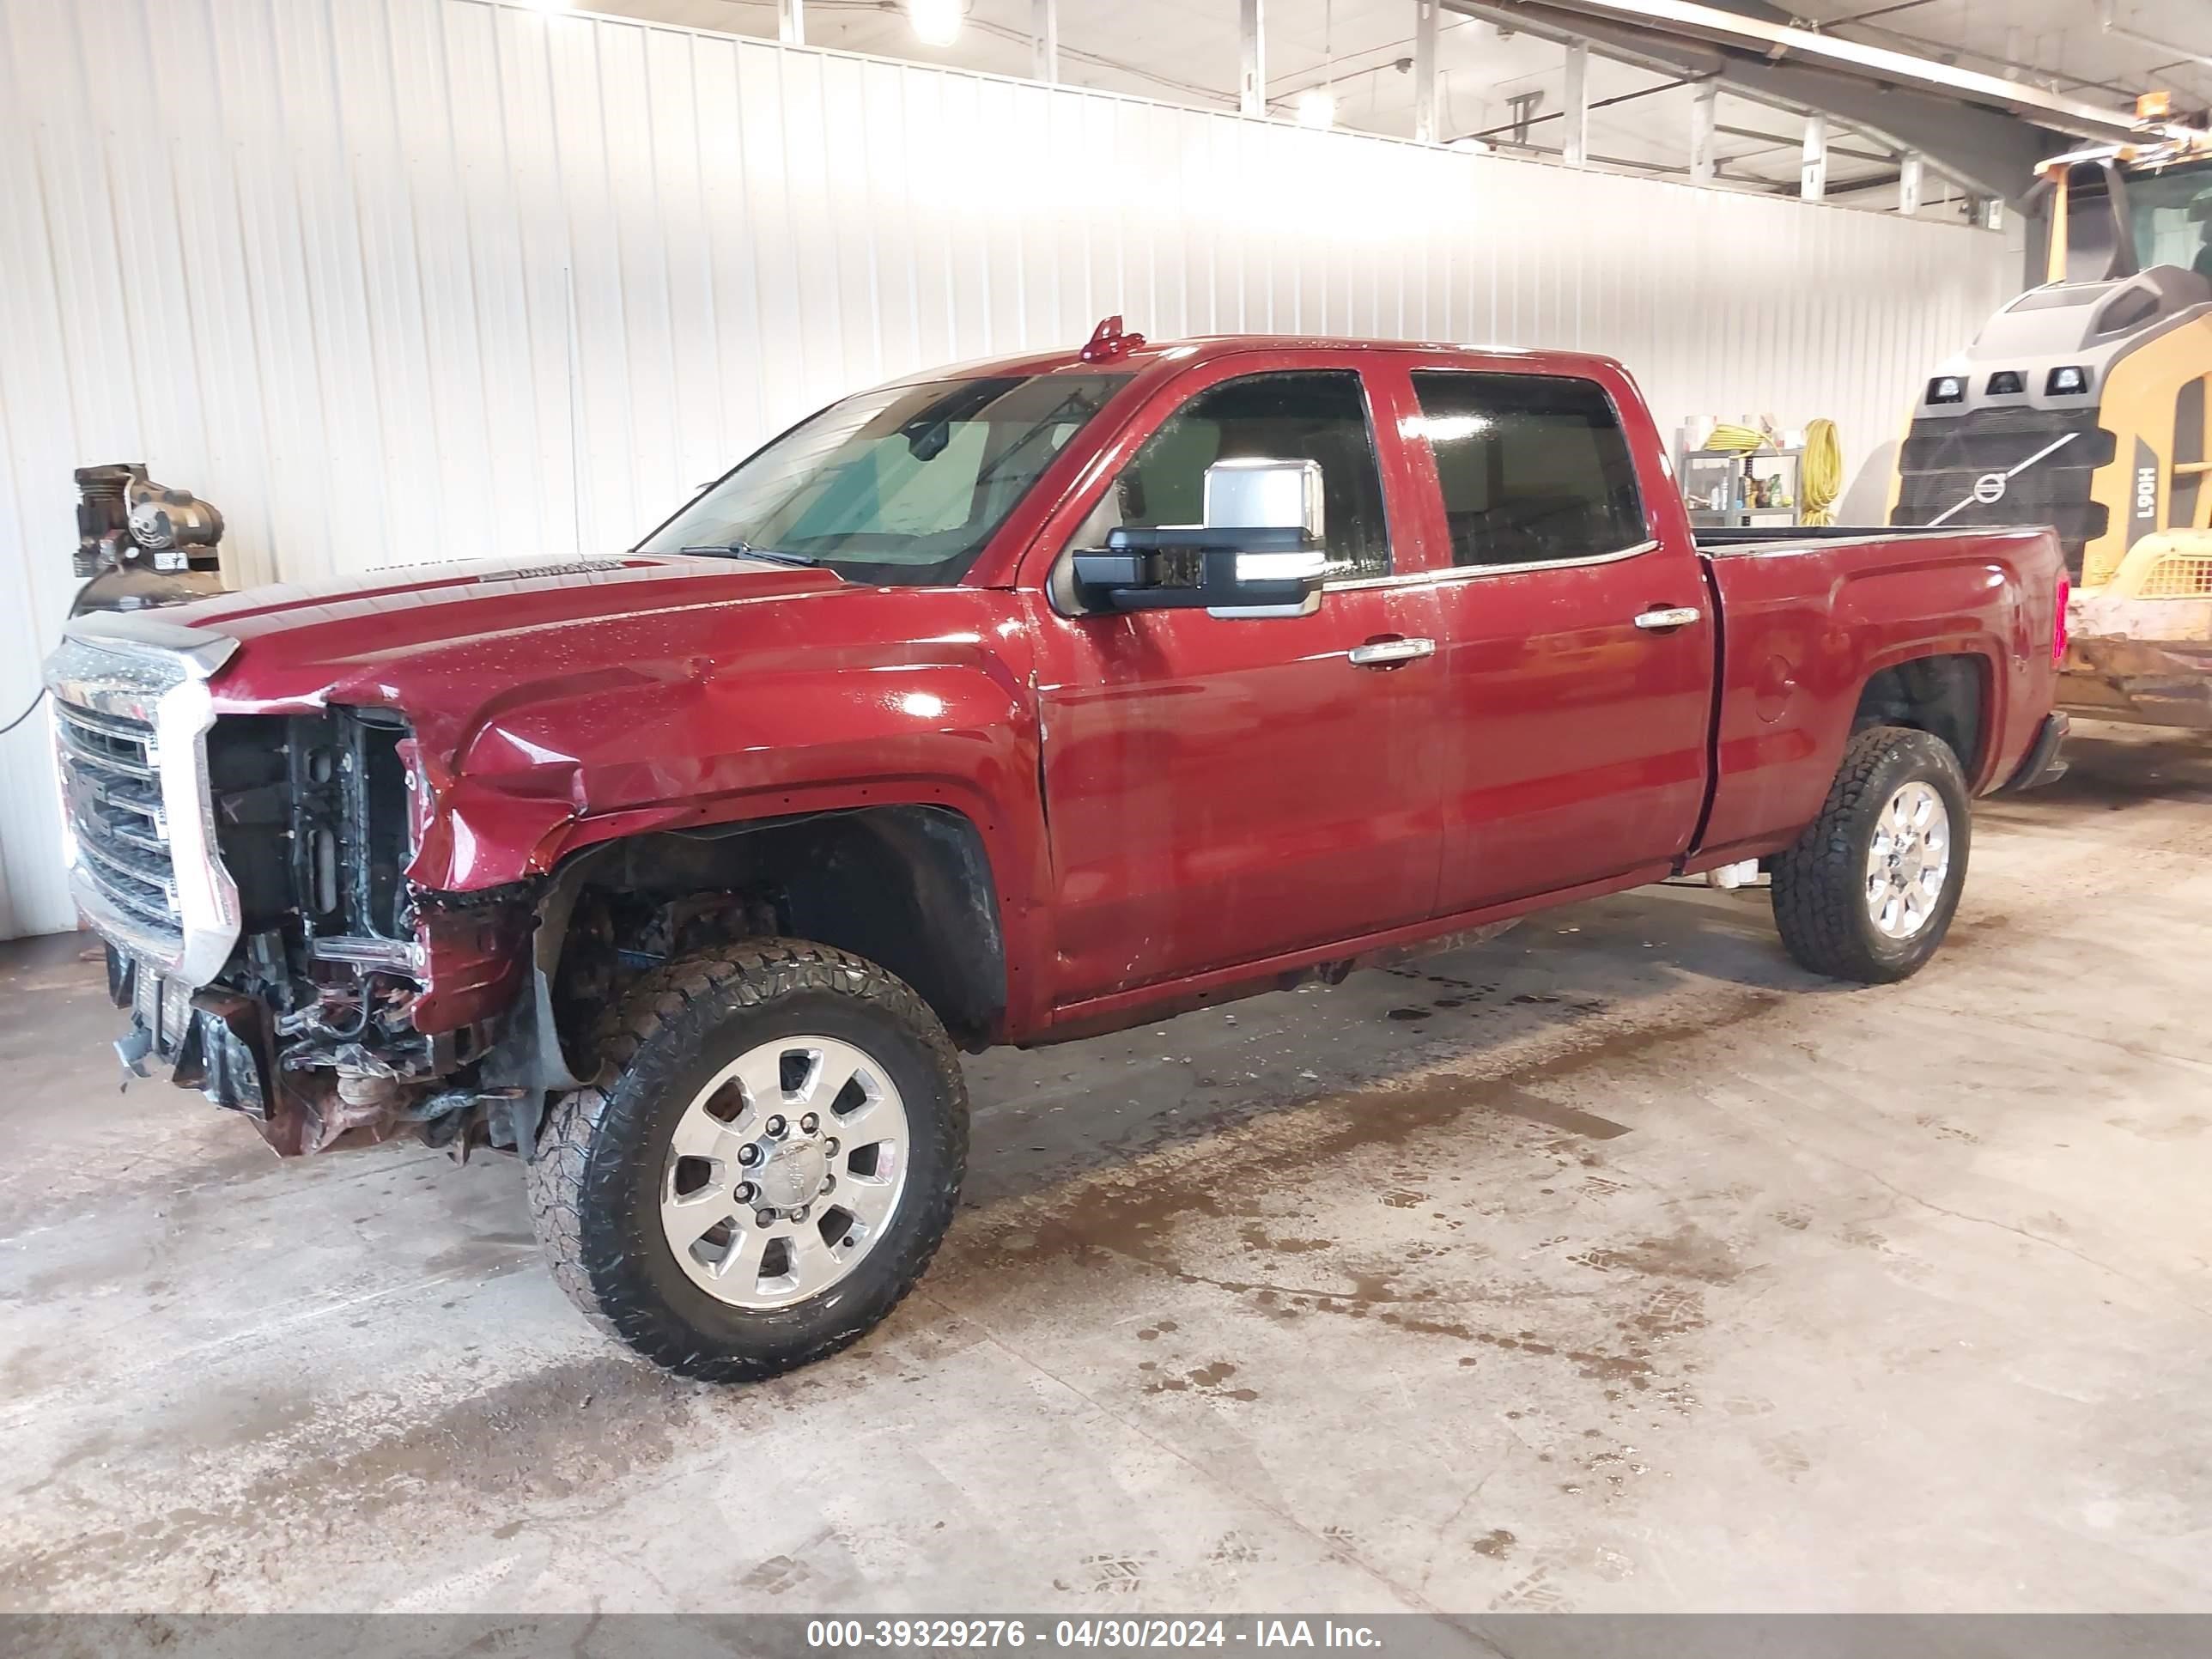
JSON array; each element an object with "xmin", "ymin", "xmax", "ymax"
[{"xmin": 171, "ymin": 556, "xmax": 1056, "ymax": 1024}]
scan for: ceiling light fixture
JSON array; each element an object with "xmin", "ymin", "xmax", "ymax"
[
  {"xmin": 908, "ymin": 0, "xmax": 961, "ymax": 47},
  {"xmin": 1295, "ymin": 88, "xmax": 1336, "ymax": 129}
]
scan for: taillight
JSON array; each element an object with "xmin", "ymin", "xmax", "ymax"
[{"xmin": 2053, "ymin": 569, "xmax": 2070, "ymax": 664}]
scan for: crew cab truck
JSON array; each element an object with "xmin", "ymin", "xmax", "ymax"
[{"xmin": 46, "ymin": 325, "xmax": 2069, "ymax": 1381}]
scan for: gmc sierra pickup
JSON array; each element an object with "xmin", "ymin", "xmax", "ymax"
[{"xmin": 46, "ymin": 325, "xmax": 2069, "ymax": 1380}]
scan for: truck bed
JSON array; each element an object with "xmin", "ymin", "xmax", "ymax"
[{"xmin": 1689, "ymin": 521, "xmax": 2066, "ymax": 861}]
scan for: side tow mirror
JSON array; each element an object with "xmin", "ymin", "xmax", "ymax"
[{"xmin": 1071, "ymin": 458, "xmax": 1328, "ymax": 619}]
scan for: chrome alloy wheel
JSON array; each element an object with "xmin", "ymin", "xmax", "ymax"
[
  {"xmin": 1864, "ymin": 781, "xmax": 1952, "ymax": 940},
  {"xmin": 659, "ymin": 1036, "xmax": 910, "ymax": 1309}
]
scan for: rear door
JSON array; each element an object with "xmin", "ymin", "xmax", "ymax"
[
  {"xmin": 1024, "ymin": 357, "xmax": 1447, "ymax": 1006},
  {"xmin": 1382, "ymin": 362, "xmax": 1714, "ymax": 912}
]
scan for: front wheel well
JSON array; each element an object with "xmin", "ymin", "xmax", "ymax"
[
  {"xmin": 543, "ymin": 805, "xmax": 1008, "ymax": 1059},
  {"xmin": 1850, "ymin": 654, "xmax": 1989, "ymax": 781}
]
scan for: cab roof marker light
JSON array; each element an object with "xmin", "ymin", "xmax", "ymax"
[
  {"xmin": 1928, "ymin": 375, "xmax": 1966, "ymax": 404},
  {"xmin": 1987, "ymin": 370, "xmax": 2026, "ymax": 396},
  {"xmin": 2047, "ymin": 365, "xmax": 2091, "ymax": 394}
]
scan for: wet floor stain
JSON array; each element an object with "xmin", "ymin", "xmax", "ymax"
[
  {"xmin": 1139, "ymin": 1358, "xmax": 1259, "ymax": 1401},
  {"xmin": 1482, "ymin": 1085, "xmax": 1632, "ymax": 1141}
]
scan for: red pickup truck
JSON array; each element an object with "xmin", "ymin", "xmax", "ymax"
[{"xmin": 46, "ymin": 326, "xmax": 2068, "ymax": 1380}]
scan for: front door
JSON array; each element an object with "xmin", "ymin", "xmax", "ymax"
[
  {"xmin": 1027, "ymin": 363, "xmax": 1446, "ymax": 1006},
  {"xmin": 1389, "ymin": 363, "xmax": 1715, "ymax": 912}
]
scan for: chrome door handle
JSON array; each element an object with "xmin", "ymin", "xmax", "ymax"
[
  {"xmin": 1633, "ymin": 606, "xmax": 1702, "ymax": 631},
  {"xmin": 1348, "ymin": 636, "xmax": 1437, "ymax": 667}
]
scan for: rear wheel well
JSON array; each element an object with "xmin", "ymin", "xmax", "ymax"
[
  {"xmin": 1850, "ymin": 654, "xmax": 1988, "ymax": 781},
  {"xmin": 544, "ymin": 805, "xmax": 1007, "ymax": 1059}
]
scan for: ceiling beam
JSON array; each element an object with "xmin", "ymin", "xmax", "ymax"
[
  {"xmin": 1717, "ymin": 121, "xmax": 1889, "ymax": 164},
  {"xmin": 1480, "ymin": 0, "xmax": 2167, "ymax": 141},
  {"xmin": 1445, "ymin": 0, "xmax": 2062, "ymax": 203}
]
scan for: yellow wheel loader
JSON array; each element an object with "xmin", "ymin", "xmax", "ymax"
[{"xmin": 1890, "ymin": 123, "xmax": 2212, "ymax": 729}]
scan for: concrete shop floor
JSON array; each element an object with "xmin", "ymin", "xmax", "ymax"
[{"xmin": 1, "ymin": 725, "xmax": 2208, "ymax": 1615}]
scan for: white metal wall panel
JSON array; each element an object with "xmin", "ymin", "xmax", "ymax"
[{"xmin": 0, "ymin": 0, "xmax": 2013, "ymax": 939}]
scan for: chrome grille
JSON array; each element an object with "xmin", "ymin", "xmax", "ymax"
[
  {"xmin": 55, "ymin": 702, "xmax": 180, "ymax": 939},
  {"xmin": 44, "ymin": 611, "xmax": 242, "ymax": 987}
]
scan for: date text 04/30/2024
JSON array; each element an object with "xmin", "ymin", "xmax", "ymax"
[{"xmin": 804, "ymin": 1621, "xmax": 1385, "ymax": 1650}]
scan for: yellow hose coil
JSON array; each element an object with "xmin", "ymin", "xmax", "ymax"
[
  {"xmin": 1799, "ymin": 417, "xmax": 1843, "ymax": 526},
  {"xmin": 1702, "ymin": 422, "xmax": 1770, "ymax": 453}
]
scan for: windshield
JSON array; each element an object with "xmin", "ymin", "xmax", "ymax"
[
  {"xmin": 2127, "ymin": 162, "xmax": 2212, "ymax": 278},
  {"xmin": 638, "ymin": 372, "xmax": 1129, "ymax": 584}
]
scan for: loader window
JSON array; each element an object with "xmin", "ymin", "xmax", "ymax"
[
  {"xmin": 2125, "ymin": 165, "xmax": 2212, "ymax": 281},
  {"xmin": 1410, "ymin": 372, "xmax": 1647, "ymax": 568}
]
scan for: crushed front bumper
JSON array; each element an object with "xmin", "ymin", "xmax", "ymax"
[{"xmin": 105, "ymin": 945, "xmax": 273, "ymax": 1117}]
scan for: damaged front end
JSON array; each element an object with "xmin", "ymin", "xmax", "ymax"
[{"xmin": 47, "ymin": 611, "xmax": 556, "ymax": 1159}]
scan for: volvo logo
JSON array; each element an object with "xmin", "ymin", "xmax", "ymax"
[{"xmin": 1929, "ymin": 433, "xmax": 2076, "ymax": 526}]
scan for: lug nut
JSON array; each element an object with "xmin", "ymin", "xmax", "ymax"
[
  {"xmin": 755, "ymin": 1208, "xmax": 779, "ymax": 1228},
  {"xmin": 791, "ymin": 1204, "xmax": 811, "ymax": 1223},
  {"xmin": 823, "ymin": 1137, "xmax": 840, "ymax": 1155},
  {"xmin": 819, "ymin": 1173, "xmax": 836, "ymax": 1194},
  {"xmin": 799, "ymin": 1112, "xmax": 819, "ymax": 1134},
  {"xmin": 765, "ymin": 1115, "xmax": 787, "ymax": 1138},
  {"xmin": 736, "ymin": 1143, "xmax": 760, "ymax": 1166},
  {"xmin": 734, "ymin": 1182, "xmax": 756, "ymax": 1203}
]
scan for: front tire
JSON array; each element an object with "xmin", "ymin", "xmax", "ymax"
[
  {"xmin": 526, "ymin": 940, "xmax": 968, "ymax": 1382},
  {"xmin": 1771, "ymin": 725, "xmax": 1971, "ymax": 984}
]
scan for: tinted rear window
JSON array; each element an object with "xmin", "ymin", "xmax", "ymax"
[{"xmin": 1410, "ymin": 372, "xmax": 1647, "ymax": 568}]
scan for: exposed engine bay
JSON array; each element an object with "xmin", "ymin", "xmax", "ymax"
[
  {"xmin": 95, "ymin": 693, "xmax": 797, "ymax": 1158},
  {"xmin": 96, "ymin": 696, "xmax": 798, "ymax": 1159}
]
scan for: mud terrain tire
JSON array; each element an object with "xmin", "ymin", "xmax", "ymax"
[
  {"xmin": 1771, "ymin": 724, "xmax": 1972, "ymax": 985},
  {"xmin": 526, "ymin": 940, "xmax": 968, "ymax": 1382}
]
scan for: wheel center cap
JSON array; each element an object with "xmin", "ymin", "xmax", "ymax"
[{"xmin": 753, "ymin": 1139, "xmax": 828, "ymax": 1209}]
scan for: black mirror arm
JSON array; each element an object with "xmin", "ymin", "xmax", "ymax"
[{"xmin": 1070, "ymin": 526, "xmax": 1319, "ymax": 612}]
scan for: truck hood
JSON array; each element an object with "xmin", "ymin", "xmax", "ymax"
[
  {"xmin": 187, "ymin": 553, "xmax": 845, "ymax": 709},
  {"xmin": 165, "ymin": 553, "xmax": 1034, "ymax": 890}
]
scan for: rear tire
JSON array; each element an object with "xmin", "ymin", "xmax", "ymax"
[
  {"xmin": 1771, "ymin": 725, "xmax": 1971, "ymax": 985},
  {"xmin": 526, "ymin": 940, "xmax": 968, "ymax": 1382}
]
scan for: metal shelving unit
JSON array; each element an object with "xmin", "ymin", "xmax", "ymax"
[{"xmin": 1679, "ymin": 445, "xmax": 1805, "ymax": 530}]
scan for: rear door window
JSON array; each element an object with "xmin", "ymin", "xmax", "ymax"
[{"xmin": 1410, "ymin": 372, "xmax": 1648, "ymax": 568}]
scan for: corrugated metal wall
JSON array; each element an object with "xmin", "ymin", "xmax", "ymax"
[{"xmin": 0, "ymin": 0, "xmax": 2011, "ymax": 938}]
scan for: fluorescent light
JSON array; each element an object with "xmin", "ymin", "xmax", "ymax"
[
  {"xmin": 908, "ymin": 0, "xmax": 961, "ymax": 46},
  {"xmin": 1295, "ymin": 89, "xmax": 1336, "ymax": 129}
]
